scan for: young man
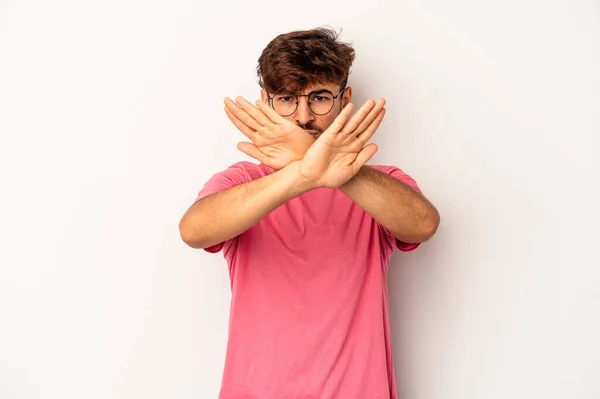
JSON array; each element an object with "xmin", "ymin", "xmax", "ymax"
[{"xmin": 180, "ymin": 27, "xmax": 440, "ymax": 399}]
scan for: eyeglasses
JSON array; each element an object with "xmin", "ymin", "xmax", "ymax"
[{"xmin": 267, "ymin": 87, "xmax": 346, "ymax": 117}]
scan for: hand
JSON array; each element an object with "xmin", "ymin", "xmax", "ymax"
[
  {"xmin": 224, "ymin": 96, "xmax": 315, "ymax": 170},
  {"xmin": 298, "ymin": 98, "xmax": 386, "ymax": 188}
]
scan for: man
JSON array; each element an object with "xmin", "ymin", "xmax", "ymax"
[{"xmin": 180, "ymin": 27, "xmax": 440, "ymax": 399}]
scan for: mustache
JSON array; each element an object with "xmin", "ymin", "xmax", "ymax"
[{"xmin": 297, "ymin": 123, "xmax": 323, "ymax": 134}]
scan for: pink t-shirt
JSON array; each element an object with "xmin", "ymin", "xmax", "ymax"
[{"xmin": 196, "ymin": 161, "xmax": 421, "ymax": 399}]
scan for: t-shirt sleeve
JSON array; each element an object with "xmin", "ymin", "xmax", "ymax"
[
  {"xmin": 374, "ymin": 165, "xmax": 422, "ymax": 253},
  {"xmin": 193, "ymin": 162, "xmax": 249, "ymax": 255}
]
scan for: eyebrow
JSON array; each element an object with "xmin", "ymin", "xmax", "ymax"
[
  {"xmin": 306, "ymin": 89, "xmax": 331, "ymax": 95},
  {"xmin": 277, "ymin": 88, "xmax": 332, "ymax": 96}
]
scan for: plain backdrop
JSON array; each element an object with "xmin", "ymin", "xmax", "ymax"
[{"xmin": 1, "ymin": 0, "xmax": 599, "ymax": 398}]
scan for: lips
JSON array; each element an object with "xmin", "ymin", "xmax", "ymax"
[{"xmin": 308, "ymin": 130, "xmax": 319, "ymax": 137}]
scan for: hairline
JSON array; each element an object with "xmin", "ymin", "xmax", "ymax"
[{"xmin": 268, "ymin": 82, "xmax": 346, "ymax": 96}]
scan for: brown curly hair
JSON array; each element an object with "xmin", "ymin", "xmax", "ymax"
[{"xmin": 257, "ymin": 27, "xmax": 356, "ymax": 94}]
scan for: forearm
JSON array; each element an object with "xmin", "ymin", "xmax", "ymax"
[
  {"xmin": 180, "ymin": 161, "xmax": 316, "ymax": 249},
  {"xmin": 340, "ymin": 166, "xmax": 440, "ymax": 243}
]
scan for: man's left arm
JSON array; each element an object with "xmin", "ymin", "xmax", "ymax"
[{"xmin": 340, "ymin": 166, "xmax": 440, "ymax": 244}]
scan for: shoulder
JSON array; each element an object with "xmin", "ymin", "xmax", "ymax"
[
  {"xmin": 223, "ymin": 161, "xmax": 275, "ymax": 180},
  {"xmin": 212, "ymin": 161, "xmax": 274, "ymax": 178},
  {"xmin": 195, "ymin": 161, "xmax": 273, "ymax": 202}
]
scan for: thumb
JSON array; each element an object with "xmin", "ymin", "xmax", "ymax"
[
  {"xmin": 323, "ymin": 103, "xmax": 354, "ymax": 136},
  {"xmin": 237, "ymin": 142, "xmax": 269, "ymax": 164},
  {"xmin": 353, "ymin": 143, "xmax": 379, "ymax": 171}
]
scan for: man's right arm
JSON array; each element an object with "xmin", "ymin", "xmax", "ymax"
[{"xmin": 179, "ymin": 161, "xmax": 317, "ymax": 249}]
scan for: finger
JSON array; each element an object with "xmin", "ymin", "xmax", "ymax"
[
  {"xmin": 255, "ymin": 100, "xmax": 286, "ymax": 124},
  {"xmin": 235, "ymin": 96, "xmax": 272, "ymax": 126},
  {"xmin": 352, "ymin": 143, "xmax": 379, "ymax": 172},
  {"xmin": 323, "ymin": 103, "xmax": 354, "ymax": 135},
  {"xmin": 353, "ymin": 98, "xmax": 386, "ymax": 135},
  {"xmin": 356, "ymin": 108, "xmax": 386, "ymax": 143},
  {"xmin": 237, "ymin": 141, "xmax": 269, "ymax": 164},
  {"xmin": 340, "ymin": 99, "xmax": 377, "ymax": 135},
  {"xmin": 225, "ymin": 105, "xmax": 256, "ymax": 140},
  {"xmin": 224, "ymin": 97, "xmax": 262, "ymax": 131}
]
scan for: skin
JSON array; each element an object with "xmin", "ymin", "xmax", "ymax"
[
  {"xmin": 223, "ymin": 82, "xmax": 354, "ymax": 171},
  {"xmin": 179, "ymin": 83, "xmax": 440, "ymax": 248}
]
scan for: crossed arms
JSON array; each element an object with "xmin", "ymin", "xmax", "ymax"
[{"xmin": 179, "ymin": 97, "xmax": 439, "ymax": 249}]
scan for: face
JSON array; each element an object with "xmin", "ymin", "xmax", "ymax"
[{"xmin": 261, "ymin": 83, "xmax": 353, "ymax": 140}]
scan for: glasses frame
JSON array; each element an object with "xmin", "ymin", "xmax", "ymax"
[{"xmin": 266, "ymin": 87, "xmax": 347, "ymax": 117}]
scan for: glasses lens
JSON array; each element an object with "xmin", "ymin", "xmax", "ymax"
[
  {"xmin": 272, "ymin": 94, "xmax": 297, "ymax": 116},
  {"xmin": 309, "ymin": 92, "xmax": 334, "ymax": 115}
]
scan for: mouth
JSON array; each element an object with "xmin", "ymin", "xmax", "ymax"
[{"xmin": 307, "ymin": 130, "xmax": 320, "ymax": 138}]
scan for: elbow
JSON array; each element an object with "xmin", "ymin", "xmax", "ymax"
[
  {"xmin": 400, "ymin": 207, "xmax": 440, "ymax": 244},
  {"xmin": 179, "ymin": 216, "xmax": 208, "ymax": 249},
  {"xmin": 419, "ymin": 208, "xmax": 440, "ymax": 242}
]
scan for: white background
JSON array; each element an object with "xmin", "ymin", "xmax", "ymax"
[{"xmin": 1, "ymin": 0, "xmax": 599, "ymax": 398}]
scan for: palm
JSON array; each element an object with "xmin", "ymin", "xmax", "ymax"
[
  {"xmin": 224, "ymin": 97, "xmax": 314, "ymax": 170},
  {"xmin": 248, "ymin": 122, "xmax": 314, "ymax": 169},
  {"xmin": 300, "ymin": 133, "xmax": 366, "ymax": 188},
  {"xmin": 298, "ymin": 99, "xmax": 386, "ymax": 188}
]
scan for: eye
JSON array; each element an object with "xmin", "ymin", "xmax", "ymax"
[
  {"xmin": 311, "ymin": 95, "xmax": 333, "ymax": 103},
  {"xmin": 277, "ymin": 96, "xmax": 294, "ymax": 103}
]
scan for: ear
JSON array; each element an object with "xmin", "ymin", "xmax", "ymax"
[
  {"xmin": 342, "ymin": 87, "xmax": 352, "ymax": 107},
  {"xmin": 260, "ymin": 89, "xmax": 268, "ymax": 103}
]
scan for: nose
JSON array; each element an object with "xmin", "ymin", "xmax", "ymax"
[{"xmin": 293, "ymin": 98, "xmax": 315, "ymax": 126}]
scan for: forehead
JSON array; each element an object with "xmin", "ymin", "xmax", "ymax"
[{"xmin": 278, "ymin": 82, "xmax": 340, "ymax": 95}]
